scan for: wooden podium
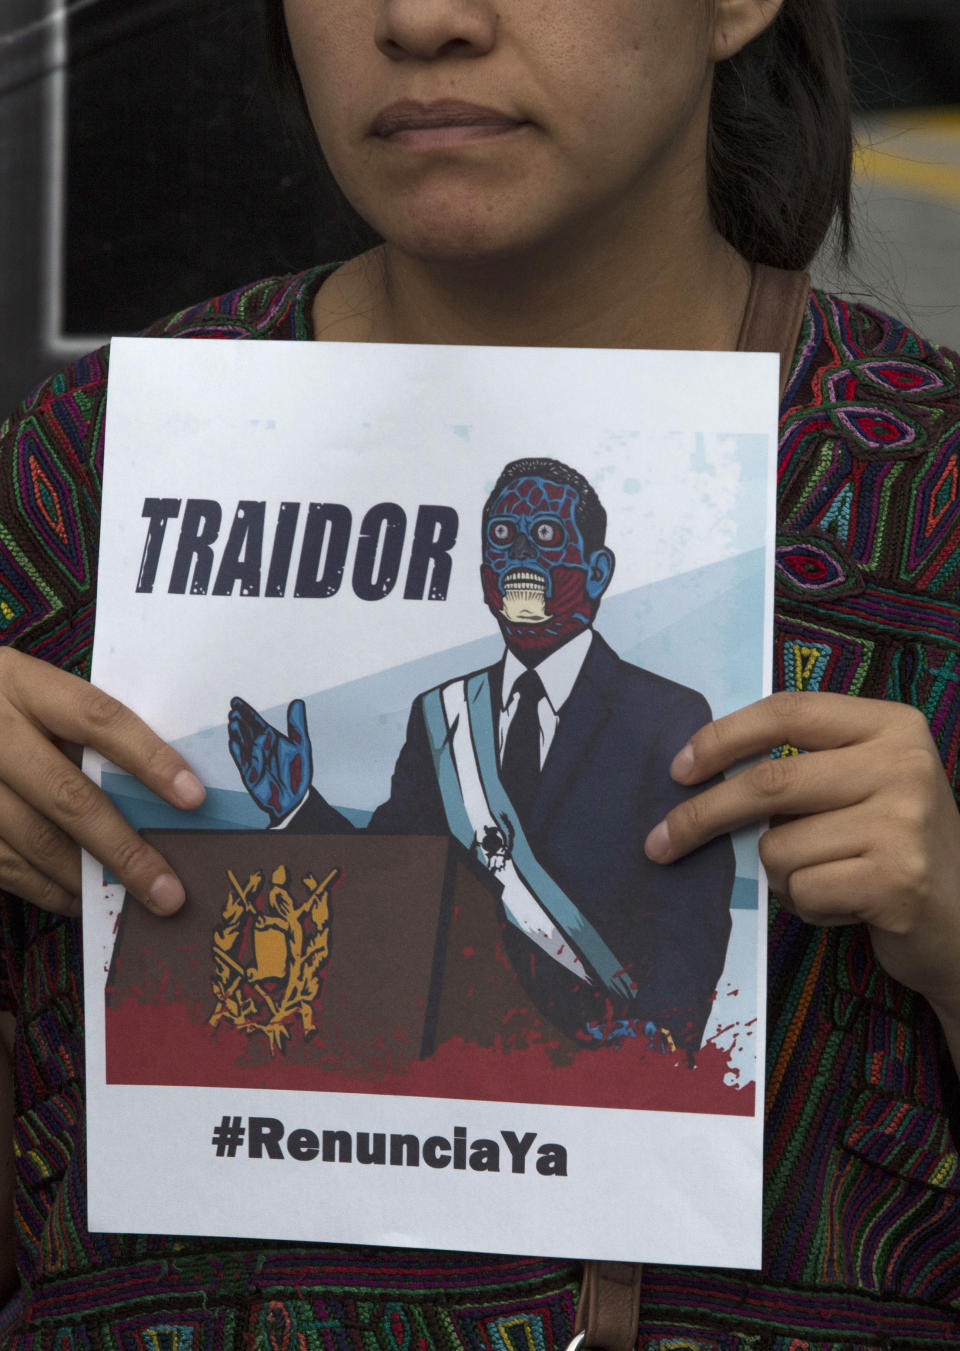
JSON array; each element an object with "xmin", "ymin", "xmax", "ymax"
[{"xmin": 106, "ymin": 830, "xmax": 571, "ymax": 1083}]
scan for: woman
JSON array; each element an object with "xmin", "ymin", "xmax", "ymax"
[{"xmin": 0, "ymin": 0, "xmax": 959, "ymax": 1345}]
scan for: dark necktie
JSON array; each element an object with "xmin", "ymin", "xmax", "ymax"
[{"xmin": 500, "ymin": 668, "xmax": 545, "ymax": 828}]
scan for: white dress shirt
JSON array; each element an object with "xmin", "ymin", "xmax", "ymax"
[{"xmin": 497, "ymin": 628, "xmax": 594, "ymax": 769}]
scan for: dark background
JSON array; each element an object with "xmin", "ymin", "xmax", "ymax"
[
  {"xmin": 2, "ymin": 0, "xmax": 960, "ymax": 417},
  {"xmin": 61, "ymin": 0, "xmax": 345, "ymax": 335}
]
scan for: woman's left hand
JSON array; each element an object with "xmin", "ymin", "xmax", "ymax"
[{"xmin": 643, "ymin": 691, "xmax": 960, "ymax": 1026}]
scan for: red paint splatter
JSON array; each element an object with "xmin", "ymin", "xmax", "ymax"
[{"xmin": 105, "ymin": 998, "xmax": 752, "ymax": 1117}]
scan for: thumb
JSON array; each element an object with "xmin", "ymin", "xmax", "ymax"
[{"xmin": 287, "ymin": 698, "xmax": 309, "ymax": 746}]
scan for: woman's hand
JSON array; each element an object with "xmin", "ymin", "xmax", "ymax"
[
  {"xmin": 0, "ymin": 648, "xmax": 205, "ymax": 916},
  {"xmin": 643, "ymin": 691, "xmax": 960, "ymax": 1021}
]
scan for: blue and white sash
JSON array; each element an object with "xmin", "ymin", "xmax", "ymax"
[{"xmin": 422, "ymin": 671, "xmax": 634, "ymax": 1000}]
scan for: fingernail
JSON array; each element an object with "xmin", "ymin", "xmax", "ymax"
[
  {"xmin": 148, "ymin": 874, "xmax": 185, "ymax": 915},
  {"xmin": 172, "ymin": 769, "xmax": 205, "ymax": 809},
  {"xmin": 670, "ymin": 743, "xmax": 695, "ymax": 780},
  {"xmin": 645, "ymin": 820, "xmax": 671, "ymax": 862},
  {"xmin": 65, "ymin": 894, "xmax": 82, "ymax": 918}
]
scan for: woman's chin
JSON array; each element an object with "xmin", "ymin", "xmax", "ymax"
[{"xmin": 356, "ymin": 191, "xmax": 559, "ymax": 269}]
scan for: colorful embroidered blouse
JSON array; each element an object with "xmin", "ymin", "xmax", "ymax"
[{"xmin": 0, "ymin": 270, "xmax": 959, "ymax": 1350}]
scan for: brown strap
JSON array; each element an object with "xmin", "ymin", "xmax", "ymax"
[
  {"xmin": 574, "ymin": 1260, "xmax": 643, "ymax": 1351},
  {"xmin": 736, "ymin": 263, "xmax": 811, "ymax": 397},
  {"xmin": 572, "ymin": 265, "xmax": 808, "ymax": 1351}
]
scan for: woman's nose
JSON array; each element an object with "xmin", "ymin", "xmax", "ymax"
[{"xmin": 375, "ymin": 0, "xmax": 497, "ymax": 62}]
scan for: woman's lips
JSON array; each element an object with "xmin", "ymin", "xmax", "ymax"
[
  {"xmin": 388, "ymin": 123, "xmax": 523, "ymax": 148},
  {"xmin": 372, "ymin": 100, "xmax": 526, "ymax": 148}
]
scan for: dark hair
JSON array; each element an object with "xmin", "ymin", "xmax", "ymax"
[
  {"xmin": 482, "ymin": 459, "xmax": 607, "ymax": 556},
  {"xmin": 261, "ymin": 0, "xmax": 852, "ymax": 271},
  {"xmin": 708, "ymin": 0, "xmax": 853, "ymax": 269}
]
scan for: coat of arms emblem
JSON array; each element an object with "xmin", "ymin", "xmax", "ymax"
[{"xmin": 209, "ymin": 863, "xmax": 339, "ymax": 1053}]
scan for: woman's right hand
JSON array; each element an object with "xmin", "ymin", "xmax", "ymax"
[{"xmin": 0, "ymin": 648, "xmax": 205, "ymax": 916}]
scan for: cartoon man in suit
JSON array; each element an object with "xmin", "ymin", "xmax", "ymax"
[{"xmin": 229, "ymin": 458, "xmax": 734, "ymax": 1051}]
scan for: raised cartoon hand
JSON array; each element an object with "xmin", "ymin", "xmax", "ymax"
[
  {"xmin": 228, "ymin": 697, "xmax": 313, "ymax": 827},
  {"xmin": 643, "ymin": 692, "xmax": 960, "ymax": 1032},
  {"xmin": 0, "ymin": 648, "xmax": 205, "ymax": 916}
]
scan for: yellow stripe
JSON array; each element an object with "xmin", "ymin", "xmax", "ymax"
[
  {"xmin": 855, "ymin": 142, "xmax": 960, "ymax": 205},
  {"xmin": 853, "ymin": 106, "xmax": 960, "ymax": 204}
]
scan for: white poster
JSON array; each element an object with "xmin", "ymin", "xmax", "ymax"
[{"xmin": 83, "ymin": 337, "xmax": 778, "ymax": 1267}]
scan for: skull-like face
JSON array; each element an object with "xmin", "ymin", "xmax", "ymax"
[{"xmin": 481, "ymin": 475, "xmax": 613, "ymax": 657}]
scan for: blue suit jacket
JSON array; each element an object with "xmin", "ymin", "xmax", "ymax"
[{"xmin": 294, "ymin": 633, "xmax": 734, "ymax": 1048}]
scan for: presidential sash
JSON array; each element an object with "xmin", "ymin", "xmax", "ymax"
[{"xmin": 421, "ymin": 671, "xmax": 634, "ymax": 1000}]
